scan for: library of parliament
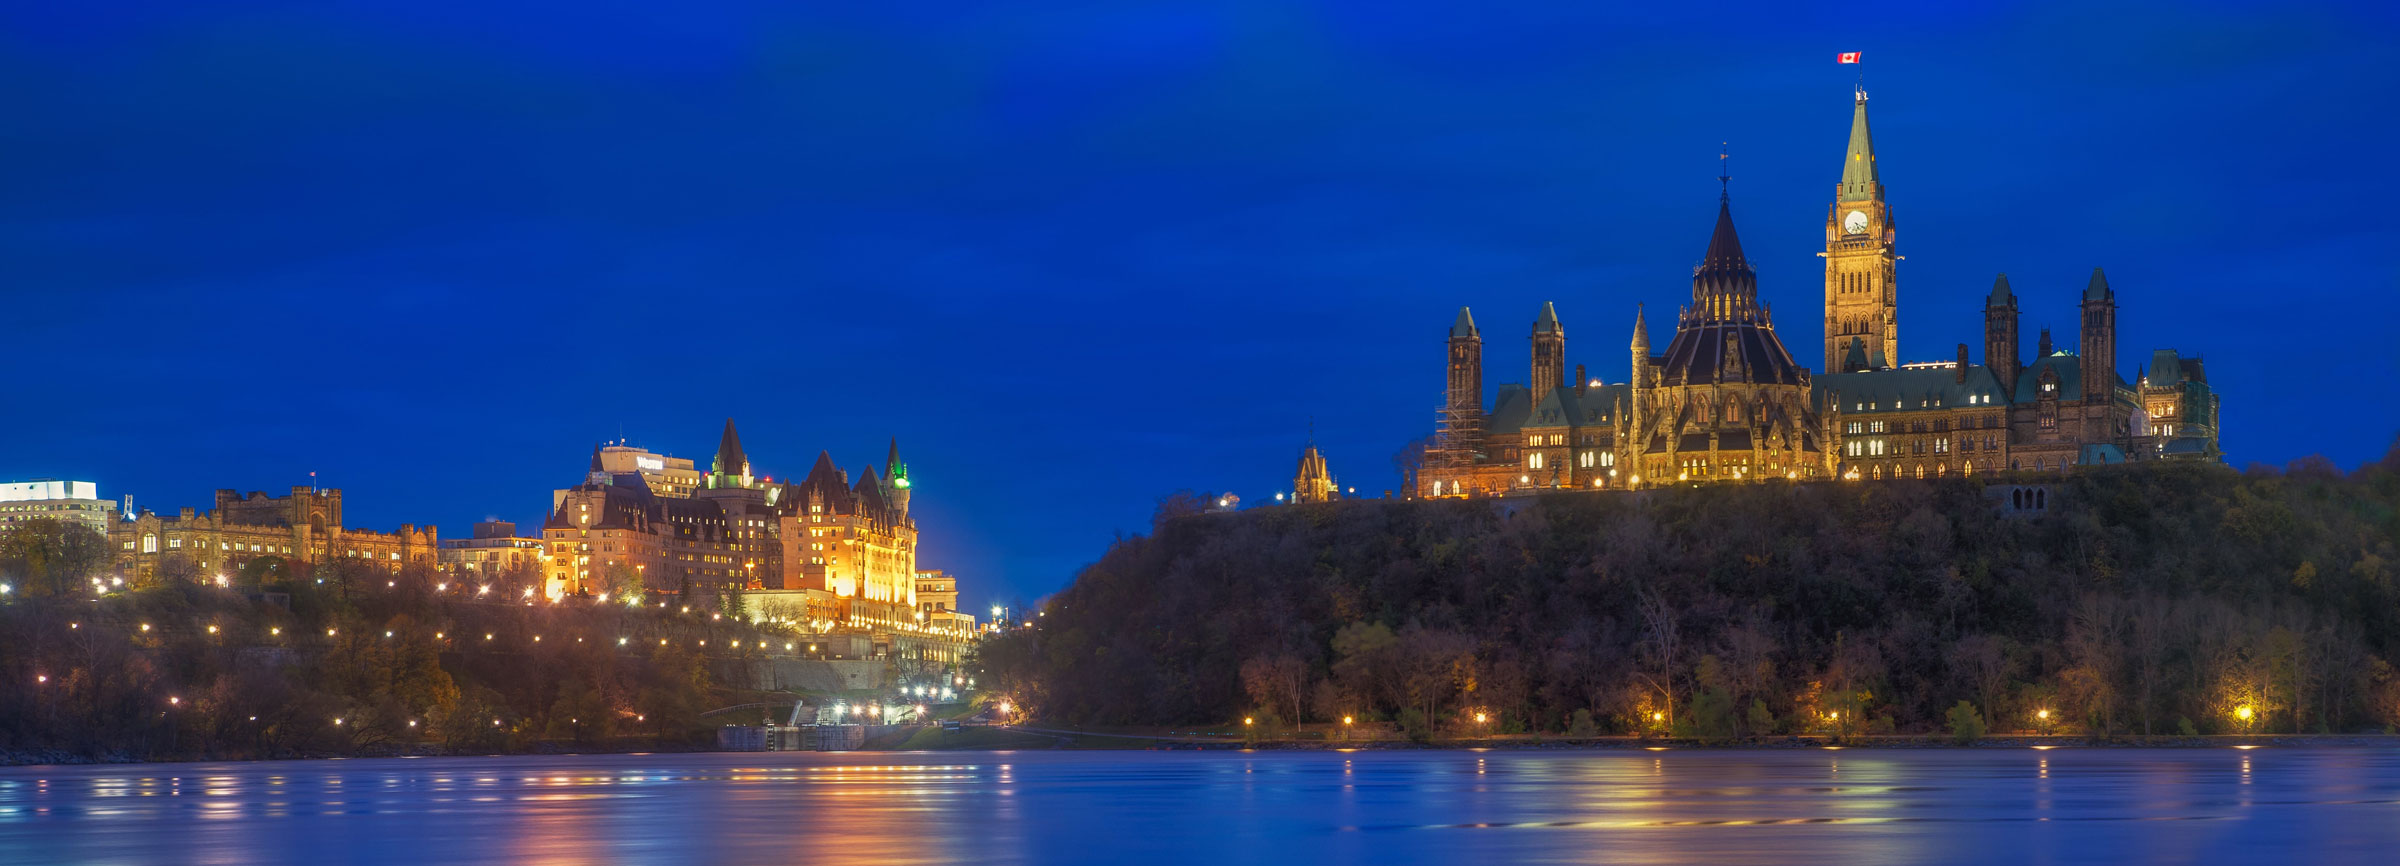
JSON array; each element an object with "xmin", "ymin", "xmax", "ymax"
[{"xmin": 1416, "ymin": 89, "xmax": 2223, "ymax": 497}]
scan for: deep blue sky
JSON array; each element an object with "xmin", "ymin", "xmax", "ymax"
[{"xmin": 6, "ymin": 1, "xmax": 2396, "ymax": 609}]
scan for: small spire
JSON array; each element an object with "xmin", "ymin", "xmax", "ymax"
[
  {"xmin": 1840, "ymin": 89, "xmax": 1880, "ymax": 202},
  {"xmin": 1533, "ymin": 301, "xmax": 1562, "ymax": 334},
  {"xmin": 713, "ymin": 417, "xmax": 748, "ymax": 479},
  {"xmin": 1987, "ymin": 273, "xmax": 2016, "ymax": 307},
  {"xmin": 2084, "ymin": 267, "xmax": 2114, "ymax": 302},
  {"xmin": 1631, "ymin": 304, "xmax": 1650, "ymax": 348},
  {"xmin": 1449, "ymin": 306, "xmax": 1480, "ymax": 339}
]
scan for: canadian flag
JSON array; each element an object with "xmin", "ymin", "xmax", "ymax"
[{"xmin": 1837, "ymin": 52, "xmax": 1861, "ymax": 64}]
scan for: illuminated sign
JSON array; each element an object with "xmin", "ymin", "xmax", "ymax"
[{"xmin": 636, "ymin": 457, "xmax": 665, "ymax": 471}]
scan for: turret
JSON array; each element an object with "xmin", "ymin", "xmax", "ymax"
[
  {"xmin": 885, "ymin": 437, "xmax": 910, "ymax": 516},
  {"xmin": 709, "ymin": 418, "xmax": 751, "ymax": 489},
  {"xmin": 1984, "ymin": 274, "xmax": 2020, "ymax": 396},
  {"xmin": 1446, "ymin": 307, "xmax": 1483, "ymax": 421},
  {"xmin": 1628, "ymin": 305, "xmax": 1652, "ymax": 391},
  {"xmin": 1531, "ymin": 301, "xmax": 1564, "ymax": 398},
  {"xmin": 2080, "ymin": 268, "xmax": 2118, "ymax": 405}
]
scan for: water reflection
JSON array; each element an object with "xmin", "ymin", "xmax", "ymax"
[{"xmin": 1, "ymin": 749, "xmax": 2396, "ymax": 864}]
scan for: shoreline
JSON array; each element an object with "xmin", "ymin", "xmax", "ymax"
[{"xmin": 11, "ymin": 732, "xmax": 2396, "ymax": 767}]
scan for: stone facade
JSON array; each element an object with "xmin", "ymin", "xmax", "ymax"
[{"xmin": 111, "ymin": 486, "xmax": 436, "ymax": 582}]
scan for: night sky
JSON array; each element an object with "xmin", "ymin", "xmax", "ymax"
[{"xmin": 6, "ymin": 1, "xmax": 2395, "ymax": 609}]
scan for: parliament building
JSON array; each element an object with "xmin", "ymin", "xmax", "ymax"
[{"xmin": 1419, "ymin": 89, "xmax": 2222, "ymax": 497}]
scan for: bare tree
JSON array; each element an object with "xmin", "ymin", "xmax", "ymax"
[
  {"xmin": 2128, "ymin": 597, "xmax": 2169, "ymax": 736},
  {"xmin": 1635, "ymin": 590, "xmax": 1682, "ymax": 725},
  {"xmin": 1951, "ymin": 634, "xmax": 2014, "ymax": 727}
]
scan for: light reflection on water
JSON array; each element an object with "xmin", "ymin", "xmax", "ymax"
[{"xmin": 1, "ymin": 749, "xmax": 2396, "ymax": 864}]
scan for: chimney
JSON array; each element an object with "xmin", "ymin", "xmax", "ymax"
[
  {"xmin": 1956, "ymin": 343, "xmax": 1970, "ymax": 384},
  {"xmin": 1575, "ymin": 364, "xmax": 1588, "ymax": 396}
]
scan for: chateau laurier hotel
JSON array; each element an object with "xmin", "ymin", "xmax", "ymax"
[{"xmin": 1418, "ymin": 89, "xmax": 2223, "ymax": 497}]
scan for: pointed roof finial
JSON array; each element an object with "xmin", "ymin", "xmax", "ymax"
[
  {"xmin": 1718, "ymin": 142, "xmax": 1731, "ymax": 201},
  {"xmin": 2084, "ymin": 267, "xmax": 2114, "ymax": 301},
  {"xmin": 1533, "ymin": 300, "xmax": 1562, "ymax": 334},
  {"xmin": 1449, "ymin": 306, "xmax": 1480, "ymax": 339}
]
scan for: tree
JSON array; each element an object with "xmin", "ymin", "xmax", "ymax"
[
  {"xmin": 1151, "ymin": 490, "xmax": 1208, "ymax": 530},
  {"xmin": 1391, "ymin": 436, "xmax": 1431, "ymax": 496},
  {"xmin": 1946, "ymin": 701, "xmax": 1987, "ymax": 745},
  {"xmin": 1952, "ymin": 634, "xmax": 2014, "ymax": 725},
  {"xmin": 156, "ymin": 554, "xmax": 204, "ymax": 586},
  {"xmin": 545, "ymin": 677, "xmax": 613, "ymax": 743},
  {"xmin": 1330, "ymin": 622, "xmax": 1400, "ymax": 713},
  {"xmin": 1395, "ymin": 626, "xmax": 1472, "ymax": 728},
  {"xmin": 1239, "ymin": 652, "xmax": 1308, "ymax": 727},
  {"xmin": 0, "ymin": 518, "xmax": 111, "ymax": 596},
  {"xmin": 1686, "ymin": 688, "xmax": 1736, "ymax": 743},
  {"xmin": 1634, "ymin": 590, "xmax": 1682, "ymax": 729},
  {"xmin": 1717, "ymin": 614, "xmax": 1779, "ymax": 733}
]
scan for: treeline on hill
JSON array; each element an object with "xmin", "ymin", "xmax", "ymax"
[
  {"xmin": 0, "ymin": 534, "xmax": 812, "ymax": 762},
  {"xmin": 983, "ymin": 442, "xmax": 2400, "ymax": 741}
]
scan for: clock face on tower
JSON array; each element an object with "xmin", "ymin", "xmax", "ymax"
[{"xmin": 1843, "ymin": 210, "xmax": 1869, "ymax": 235}]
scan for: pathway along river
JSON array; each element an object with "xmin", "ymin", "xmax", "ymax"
[{"xmin": 2, "ymin": 747, "xmax": 2396, "ymax": 864}]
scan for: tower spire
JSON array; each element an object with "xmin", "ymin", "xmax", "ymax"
[
  {"xmin": 711, "ymin": 417, "xmax": 750, "ymax": 487},
  {"xmin": 1840, "ymin": 90, "xmax": 1880, "ymax": 201}
]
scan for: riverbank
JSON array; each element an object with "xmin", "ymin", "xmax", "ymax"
[
  {"xmin": 882, "ymin": 726, "xmax": 2400, "ymax": 751},
  {"xmin": 0, "ymin": 736, "xmax": 721, "ymax": 767}
]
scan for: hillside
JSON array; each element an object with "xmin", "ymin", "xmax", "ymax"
[{"xmin": 983, "ymin": 448, "xmax": 2400, "ymax": 740}]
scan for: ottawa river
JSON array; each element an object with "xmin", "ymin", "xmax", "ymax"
[{"xmin": 2, "ymin": 748, "xmax": 2397, "ymax": 864}]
